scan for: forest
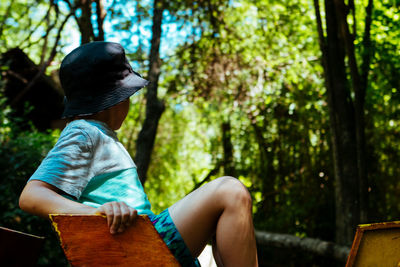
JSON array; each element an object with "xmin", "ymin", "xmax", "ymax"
[{"xmin": 0, "ymin": 0, "xmax": 399, "ymax": 266}]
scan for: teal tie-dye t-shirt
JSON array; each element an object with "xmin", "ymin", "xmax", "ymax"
[{"xmin": 29, "ymin": 119, "xmax": 153, "ymax": 216}]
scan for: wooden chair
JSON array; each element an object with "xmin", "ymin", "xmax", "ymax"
[
  {"xmin": 346, "ymin": 221, "xmax": 400, "ymax": 267},
  {"xmin": 0, "ymin": 226, "xmax": 44, "ymax": 267},
  {"xmin": 50, "ymin": 214, "xmax": 180, "ymax": 266}
]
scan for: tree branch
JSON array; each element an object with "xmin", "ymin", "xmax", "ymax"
[
  {"xmin": 94, "ymin": 0, "xmax": 106, "ymax": 41},
  {"xmin": 10, "ymin": 12, "xmax": 74, "ymax": 107},
  {"xmin": 349, "ymin": 0, "xmax": 356, "ymax": 38},
  {"xmin": 313, "ymin": 0, "xmax": 328, "ymax": 68},
  {"xmin": 40, "ymin": 1, "xmax": 60, "ymax": 65},
  {"xmin": 255, "ymin": 230, "xmax": 350, "ymax": 263},
  {"xmin": 191, "ymin": 161, "xmax": 223, "ymax": 192},
  {"xmin": 74, "ymin": 0, "xmax": 95, "ymax": 44},
  {"xmin": 360, "ymin": 0, "xmax": 373, "ymax": 97},
  {"xmin": 17, "ymin": 2, "xmax": 54, "ymax": 49},
  {"xmin": 333, "ymin": 0, "xmax": 361, "ymax": 96},
  {"xmin": 5, "ymin": 70, "xmax": 29, "ymax": 84},
  {"xmin": 205, "ymin": 0, "xmax": 219, "ymax": 38}
]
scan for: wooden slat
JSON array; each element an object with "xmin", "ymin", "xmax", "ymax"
[
  {"xmin": 346, "ymin": 221, "xmax": 400, "ymax": 267},
  {"xmin": 0, "ymin": 226, "xmax": 44, "ymax": 267},
  {"xmin": 49, "ymin": 214, "xmax": 180, "ymax": 267}
]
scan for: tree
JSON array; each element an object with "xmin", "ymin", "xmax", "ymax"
[
  {"xmin": 313, "ymin": 0, "xmax": 373, "ymax": 245},
  {"xmin": 62, "ymin": 0, "xmax": 106, "ymax": 44},
  {"xmin": 2, "ymin": 0, "xmax": 400, "ymax": 265},
  {"xmin": 134, "ymin": 0, "xmax": 166, "ymax": 184}
]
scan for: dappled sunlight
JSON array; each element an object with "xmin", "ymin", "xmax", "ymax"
[{"xmin": 1, "ymin": 0, "xmax": 400, "ymax": 266}]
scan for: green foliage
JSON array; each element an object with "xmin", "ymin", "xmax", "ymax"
[
  {"xmin": 164, "ymin": 0, "xmax": 336, "ymax": 241},
  {"xmin": 0, "ymin": 0, "xmax": 75, "ymax": 69},
  {"xmin": 1, "ymin": 0, "xmax": 400, "ymax": 265},
  {"xmin": 364, "ymin": 0, "xmax": 400, "ymax": 222},
  {"xmin": 120, "ymin": 96, "xmax": 216, "ymax": 213},
  {"xmin": 0, "ymin": 105, "xmax": 66, "ymax": 266}
]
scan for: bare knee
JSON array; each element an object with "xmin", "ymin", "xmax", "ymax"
[{"xmin": 214, "ymin": 176, "xmax": 252, "ymax": 211}]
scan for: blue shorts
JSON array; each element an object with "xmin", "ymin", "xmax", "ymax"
[{"xmin": 148, "ymin": 209, "xmax": 200, "ymax": 267}]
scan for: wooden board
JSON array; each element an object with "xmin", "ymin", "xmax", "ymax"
[
  {"xmin": 50, "ymin": 214, "xmax": 180, "ymax": 267},
  {"xmin": 0, "ymin": 226, "xmax": 44, "ymax": 267},
  {"xmin": 346, "ymin": 221, "xmax": 400, "ymax": 267}
]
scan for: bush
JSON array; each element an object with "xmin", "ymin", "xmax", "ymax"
[{"xmin": 0, "ymin": 107, "xmax": 67, "ymax": 266}]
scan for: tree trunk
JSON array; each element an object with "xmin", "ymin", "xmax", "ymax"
[
  {"xmin": 249, "ymin": 114, "xmax": 277, "ymax": 215},
  {"xmin": 94, "ymin": 0, "xmax": 106, "ymax": 41},
  {"xmin": 313, "ymin": 0, "xmax": 361, "ymax": 245},
  {"xmin": 333, "ymin": 0, "xmax": 373, "ymax": 224},
  {"xmin": 74, "ymin": 0, "xmax": 106, "ymax": 44},
  {"xmin": 221, "ymin": 121, "xmax": 236, "ymax": 177},
  {"xmin": 134, "ymin": 0, "xmax": 165, "ymax": 184},
  {"xmin": 76, "ymin": 0, "xmax": 94, "ymax": 44}
]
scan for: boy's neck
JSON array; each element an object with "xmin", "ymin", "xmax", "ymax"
[
  {"xmin": 68, "ymin": 98, "xmax": 129, "ymax": 131},
  {"xmin": 70, "ymin": 110, "xmax": 114, "ymax": 130}
]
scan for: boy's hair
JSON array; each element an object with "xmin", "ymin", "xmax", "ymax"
[{"xmin": 60, "ymin": 41, "xmax": 148, "ymax": 118}]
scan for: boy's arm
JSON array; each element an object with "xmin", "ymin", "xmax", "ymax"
[
  {"xmin": 19, "ymin": 180, "xmax": 137, "ymax": 234},
  {"xmin": 19, "ymin": 180, "xmax": 96, "ymax": 217}
]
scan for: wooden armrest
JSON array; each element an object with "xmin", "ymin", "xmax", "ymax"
[
  {"xmin": 345, "ymin": 221, "xmax": 400, "ymax": 267},
  {"xmin": 49, "ymin": 214, "xmax": 180, "ymax": 266},
  {"xmin": 0, "ymin": 226, "xmax": 44, "ymax": 266}
]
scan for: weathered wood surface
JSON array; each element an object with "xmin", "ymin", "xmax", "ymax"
[
  {"xmin": 49, "ymin": 214, "xmax": 180, "ymax": 267},
  {"xmin": 0, "ymin": 226, "xmax": 44, "ymax": 267},
  {"xmin": 346, "ymin": 221, "xmax": 400, "ymax": 267}
]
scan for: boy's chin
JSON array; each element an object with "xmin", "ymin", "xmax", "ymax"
[{"xmin": 112, "ymin": 124, "xmax": 123, "ymax": 131}]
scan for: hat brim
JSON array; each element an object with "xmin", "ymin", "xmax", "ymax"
[{"xmin": 61, "ymin": 73, "xmax": 149, "ymax": 118}]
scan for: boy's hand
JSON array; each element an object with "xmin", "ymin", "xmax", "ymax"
[{"xmin": 95, "ymin": 201, "xmax": 138, "ymax": 234}]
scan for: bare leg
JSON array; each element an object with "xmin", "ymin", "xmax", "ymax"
[
  {"xmin": 168, "ymin": 176, "xmax": 258, "ymax": 267},
  {"xmin": 211, "ymin": 235, "xmax": 224, "ymax": 266}
]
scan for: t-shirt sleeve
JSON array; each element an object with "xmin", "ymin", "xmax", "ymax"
[{"xmin": 29, "ymin": 126, "xmax": 94, "ymax": 199}]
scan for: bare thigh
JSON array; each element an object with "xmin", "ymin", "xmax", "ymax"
[{"xmin": 168, "ymin": 176, "xmax": 246, "ymax": 257}]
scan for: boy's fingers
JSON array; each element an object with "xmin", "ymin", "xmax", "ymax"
[
  {"xmin": 102, "ymin": 203, "xmax": 114, "ymax": 227},
  {"xmin": 119, "ymin": 202, "xmax": 130, "ymax": 229},
  {"xmin": 98, "ymin": 203, "xmax": 114, "ymax": 228},
  {"xmin": 111, "ymin": 202, "xmax": 122, "ymax": 234},
  {"xmin": 97, "ymin": 202, "xmax": 136, "ymax": 234},
  {"xmin": 130, "ymin": 209, "xmax": 138, "ymax": 224}
]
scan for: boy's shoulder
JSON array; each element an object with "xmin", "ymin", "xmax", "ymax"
[
  {"xmin": 59, "ymin": 119, "xmax": 117, "ymax": 149},
  {"xmin": 63, "ymin": 120, "xmax": 115, "ymax": 138}
]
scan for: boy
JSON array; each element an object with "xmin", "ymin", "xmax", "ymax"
[{"xmin": 19, "ymin": 41, "xmax": 258, "ymax": 267}]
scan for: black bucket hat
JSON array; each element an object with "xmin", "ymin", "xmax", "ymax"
[{"xmin": 60, "ymin": 41, "xmax": 149, "ymax": 118}]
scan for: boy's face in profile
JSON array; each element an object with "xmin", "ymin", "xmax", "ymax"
[{"xmin": 110, "ymin": 98, "xmax": 130, "ymax": 130}]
